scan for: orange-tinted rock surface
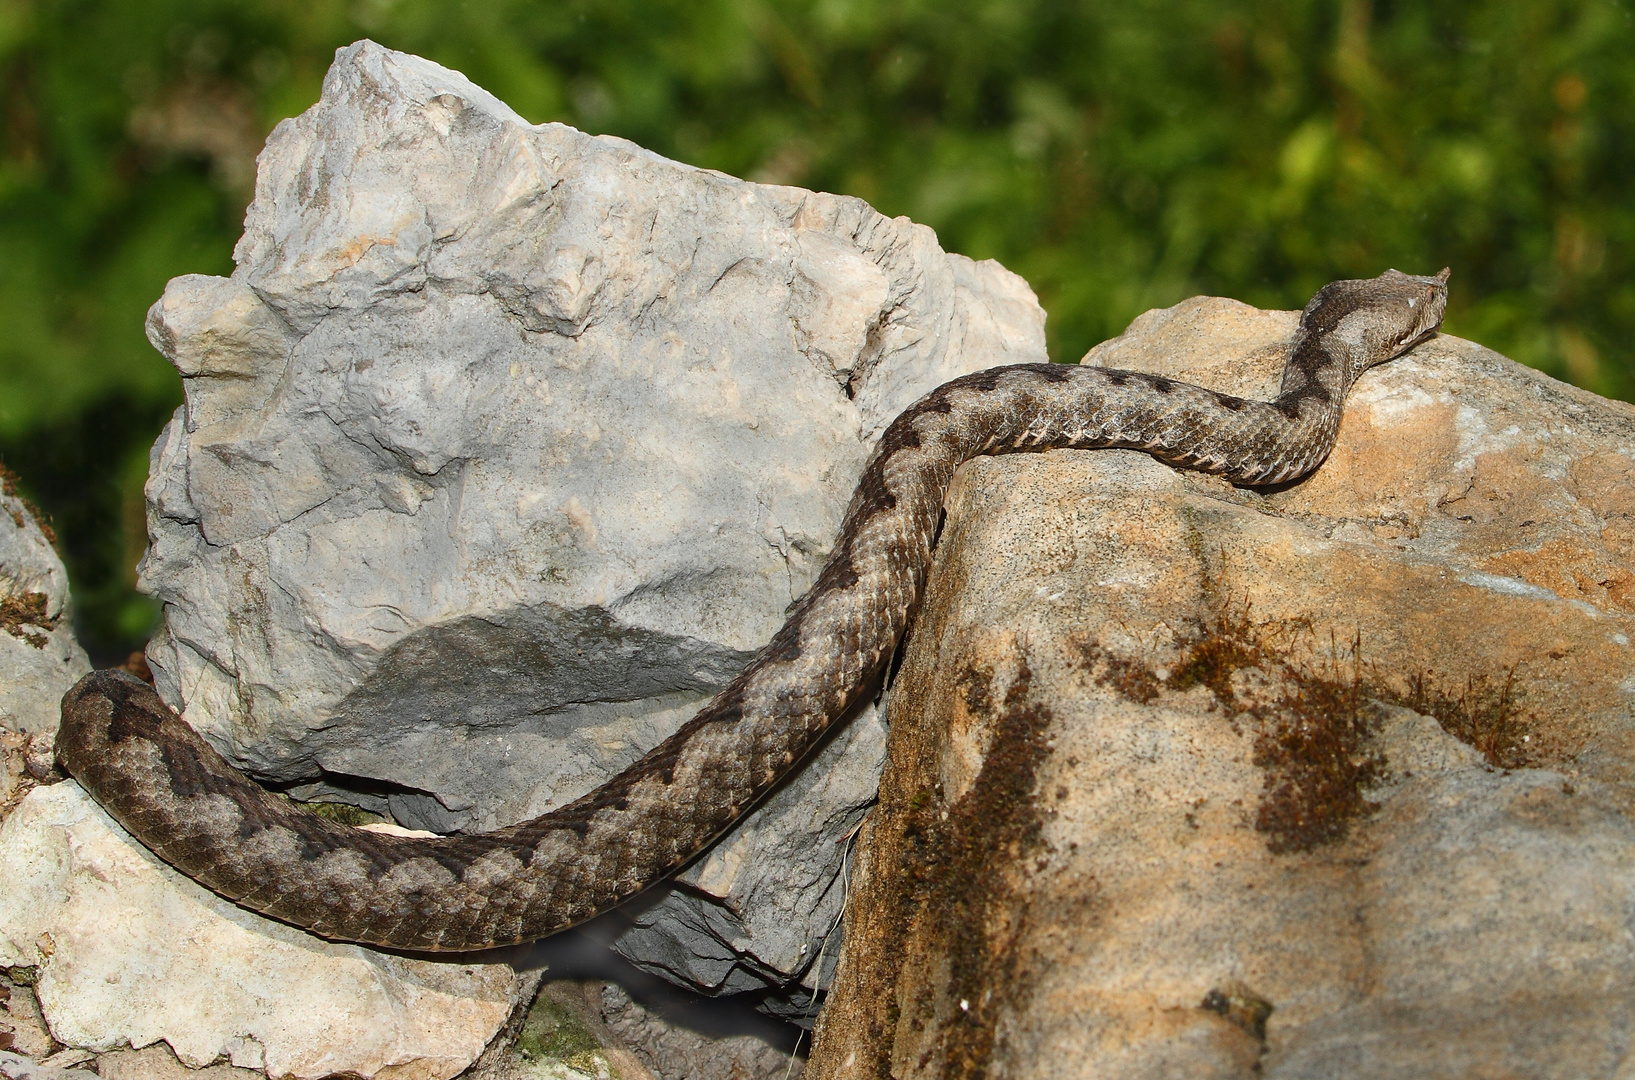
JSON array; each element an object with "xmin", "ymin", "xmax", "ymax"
[{"xmin": 810, "ymin": 299, "xmax": 1635, "ymax": 1079}]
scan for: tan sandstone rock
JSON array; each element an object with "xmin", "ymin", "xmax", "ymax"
[
  {"xmin": 94, "ymin": 1045, "xmax": 262, "ymax": 1080},
  {"xmin": 809, "ymin": 299, "xmax": 1635, "ymax": 1079},
  {"xmin": 0, "ymin": 782, "xmax": 524, "ymax": 1080}
]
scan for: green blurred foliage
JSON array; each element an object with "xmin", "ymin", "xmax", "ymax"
[{"xmin": 1, "ymin": 0, "xmax": 1631, "ymax": 661}]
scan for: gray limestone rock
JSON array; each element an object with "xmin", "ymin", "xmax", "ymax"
[
  {"xmin": 137, "ymin": 39, "xmax": 1045, "ymax": 1000},
  {"xmin": 598, "ymin": 984, "xmax": 801, "ymax": 1080}
]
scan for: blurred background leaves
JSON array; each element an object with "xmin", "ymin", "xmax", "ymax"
[{"xmin": 1, "ymin": 0, "xmax": 1631, "ymax": 662}]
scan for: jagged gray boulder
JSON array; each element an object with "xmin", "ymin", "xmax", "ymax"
[{"xmin": 137, "ymin": 40, "xmax": 1045, "ymax": 999}]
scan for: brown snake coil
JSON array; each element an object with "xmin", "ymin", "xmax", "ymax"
[{"xmin": 57, "ymin": 269, "xmax": 1449, "ymax": 952}]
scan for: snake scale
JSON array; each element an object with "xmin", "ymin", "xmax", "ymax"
[{"xmin": 56, "ymin": 268, "xmax": 1448, "ymax": 952}]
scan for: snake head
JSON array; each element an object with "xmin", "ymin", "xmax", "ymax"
[
  {"xmin": 1305, "ymin": 267, "xmax": 1451, "ymax": 382},
  {"xmin": 1377, "ymin": 266, "xmax": 1451, "ymax": 358}
]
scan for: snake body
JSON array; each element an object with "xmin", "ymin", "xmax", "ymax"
[{"xmin": 57, "ymin": 269, "xmax": 1448, "ymax": 952}]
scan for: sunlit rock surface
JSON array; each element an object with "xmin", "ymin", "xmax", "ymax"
[{"xmin": 810, "ymin": 299, "xmax": 1635, "ymax": 1079}]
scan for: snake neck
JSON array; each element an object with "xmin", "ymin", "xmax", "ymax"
[
  {"xmin": 867, "ymin": 362, "xmax": 1351, "ymax": 494},
  {"xmin": 1274, "ymin": 319, "xmax": 1357, "ymax": 413}
]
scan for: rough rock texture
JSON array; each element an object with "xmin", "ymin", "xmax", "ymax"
[
  {"xmin": 499, "ymin": 980, "xmax": 805, "ymax": 1080},
  {"xmin": 0, "ymin": 479, "xmax": 90, "ymax": 772},
  {"xmin": 95, "ymin": 1046, "xmax": 262, "ymax": 1080},
  {"xmin": 137, "ymin": 40, "xmax": 1041, "ymax": 997},
  {"xmin": 0, "ymin": 781, "xmax": 525, "ymax": 1080},
  {"xmin": 0, "ymin": 1051, "xmax": 97, "ymax": 1080},
  {"xmin": 0, "ymin": 973, "xmax": 54, "ymax": 1058},
  {"xmin": 809, "ymin": 299, "xmax": 1635, "ymax": 1079},
  {"xmin": 596, "ymin": 983, "xmax": 802, "ymax": 1080}
]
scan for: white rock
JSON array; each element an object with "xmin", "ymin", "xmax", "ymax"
[
  {"xmin": 0, "ymin": 484, "xmax": 90, "ymax": 739},
  {"xmin": 0, "ymin": 1050, "xmax": 99, "ymax": 1080},
  {"xmin": 136, "ymin": 40, "xmax": 1044, "ymax": 995},
  {"xmin": 37, "ymin": 1055, "xmax": 91, "ymax": 1071},
  {"xmin": 0, "ymin": 782, "xmax": 523, "ymax": 1080}
]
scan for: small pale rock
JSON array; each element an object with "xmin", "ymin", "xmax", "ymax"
[
  {"xmin": 0, "ymin": 782, "xmax": 522, "ymax": 1080},
  {"xmin": 810, "ymin": 303, "xmax": 1635, "ymax": 1077},
  {"xmin": 32, "ymin": 1056, "xmax": 88, "ymax": 1072},
  {"xmin": 357, "ymin": 821, "xmax": 439, "ymax": 838},
  {"xmin": 0, "ymin": 1051, "xmax": 96, "ymax": 1080}
]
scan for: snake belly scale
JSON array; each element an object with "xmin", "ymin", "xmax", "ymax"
[{"xmin": 56, "ymin": 269, "xmax": 1449, "ymax": 952}]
